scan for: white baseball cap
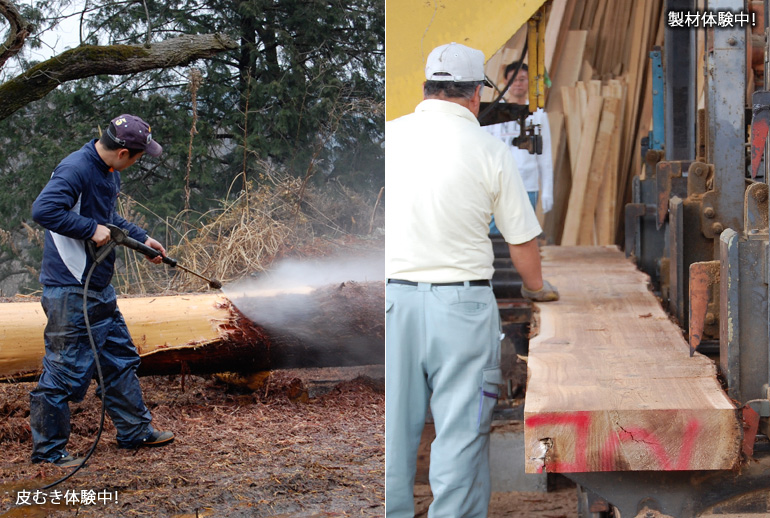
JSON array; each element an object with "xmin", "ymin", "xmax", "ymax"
[{"xmin": 425, "ymin": 42, "xmax": 493, "ymax": 87}]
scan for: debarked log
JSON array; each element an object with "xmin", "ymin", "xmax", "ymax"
[{"xmin": 0, "ymin": 281, "xmax": 384, "ymax": 381}]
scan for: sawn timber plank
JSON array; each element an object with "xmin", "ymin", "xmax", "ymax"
[{"xmin": 524, "ymin": 246, "xmax": 741, "ymax": 473}]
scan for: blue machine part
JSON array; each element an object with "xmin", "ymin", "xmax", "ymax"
[{"xmin": 649, "ymin": 48, "xmax": 664, "ymax": 151}]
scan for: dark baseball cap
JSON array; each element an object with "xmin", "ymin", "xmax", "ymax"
[{"xmin": 107, "ymin": 114, "xmax": 163, "ymax": 157}]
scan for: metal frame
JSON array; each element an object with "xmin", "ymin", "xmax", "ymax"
[
  {"xmin": 650, "ymin": 47, "xmax": 665, "ymax": 152},
  {"xmin": 570, "ymin": 449, "xmax": 770, "ymax": 517},
  {"xmin": 664, "ymin": 0, "xmax": 696, "ymax": 161},
  {"xmin": 584, "ymin": 0, "xmax": 770, "ymax": 514},
  {"xmin": 704, "ymin": 0, "xmax": 747, "ymax": 242}
]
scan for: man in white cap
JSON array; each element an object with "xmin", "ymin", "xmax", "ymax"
[{"xmin": 385, "ymin": 43, "xmax": 559, "ymax": 517}]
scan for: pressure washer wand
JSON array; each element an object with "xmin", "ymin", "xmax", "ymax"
[
  {"xmin": 106, "ymin": 224, "xmax": 223, "ymax": 290},
  {"xmin": 170, "ymin": 263, "xmax": 223, "ymax": 290}
]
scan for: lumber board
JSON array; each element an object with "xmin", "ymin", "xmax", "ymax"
[
  {"xmin": 606, "ymin": 1, "xmax": 627, "ymax": 75},
  {"xmin": 580, "ymin": 0, "xmax": 597, "ymax": 30},
  {"xmin": 618, "ymin": 0, "xmax": 650, "ymax": 179},
  {"xmin": 543, "ymin": 30, "xmax": 587, "ymax": 244},
  {"xmin": 570, "ymin": 0, "xmax": 586, "ymax": 30},
  {"xmin": 580, "ymin": 61, "xmax": 594, "ymax": 83},
  {"xmin": 583, "ymin": 0, "xmax": 606, "ymax": 65},
  {"xmin": 545, "ymin": 31, "xmax": 587, "ymax": 115},
  {"xmin": 577, "ymin": 80, "xmax": 588, "ymax": 115},
  {"xmin": 587, "ymin": 79, "xmax": 602, "ymax": 98},
  {"xmin": 544, "ymin": 0, "xmax": 568, "ymax": 72},
  {"xmin": 547, "ymin": 0, "xmax": 578, "ymax": 81},
  {"xmin": 524, "ymin": 246, "xmax": 741, "ymax": 473},
  {"xmin": 578, "ymin": 97, "xmax": 618, "ymax": 245},
  {"xmin": 561, "ymin": 95, "xmax": 604, "ymax": 245},
  {"xmin": 596, "ymin": 0, "xmax": 619, "ymax": 75},
  {"xmin": 545, "ymin": 114, "xmax": 571, "ymax": 244},
  {"xmin": 595, "ymin": 80, "xmax": 626, "ymax": 245},
  {"xmin": 561, "ymin": 86, "xmax": 582, "ymax": 173}
]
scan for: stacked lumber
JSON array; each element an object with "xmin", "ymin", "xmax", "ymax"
[
  {"xmin": 561, "ymin": 80, "xmax": 625, "ymax": 245},
  {"xmin": 524, "ymin": 246, "xmax": 741, "ymax": 473},
  {"xmin": 484, "ymin": 0, "xmax": 666, "ymax": 244},
  {"xmin": 552, "ymin": 0, "xmax": 665, "ymax": 245}
]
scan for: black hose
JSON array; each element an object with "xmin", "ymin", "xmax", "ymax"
[
  {"xmin": 479, "ymin": 37, "xmax": 528, "ymax": 121},
  {"xmin": 41, "ymin": 260, "xmax": 107, "ymax": 490}
]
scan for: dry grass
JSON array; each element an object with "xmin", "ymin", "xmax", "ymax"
[{"xmin": 113, "ymin": 174, "xmax": 384, "ymax": 295}]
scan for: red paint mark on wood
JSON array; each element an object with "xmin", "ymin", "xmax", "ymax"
[
  {"xmin": 525, "ymin": 412, "xmax": 591, "ymax": 472},
  {"xmin": 527, "ymin": 413, "xmax": 702, "ymax": 472},
  {"xmin": 600, "ymin": 419, "xmax": 700, "ymax": 470}
]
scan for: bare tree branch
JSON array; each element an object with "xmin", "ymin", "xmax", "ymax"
[
  {"xmin": 0, "ymin": 33, "xmax": 238, "ymax": 121},
  {"xmin": 0, "ymin": 0, "xmax": 34, "ymax": 69}
]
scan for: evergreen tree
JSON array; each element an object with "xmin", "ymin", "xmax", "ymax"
[{"xmin": 0, "ymin": 0, "xmax": 384, "ymax": 294}]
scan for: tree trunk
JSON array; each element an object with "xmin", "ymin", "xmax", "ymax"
[{"xmin": 0, "ymin": 281, "xmax": 383, "ymax": 381}]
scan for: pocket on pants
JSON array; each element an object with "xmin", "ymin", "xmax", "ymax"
[{"xmin": 477, "ymin": 366, "xmax": 503, "ymax": 433}]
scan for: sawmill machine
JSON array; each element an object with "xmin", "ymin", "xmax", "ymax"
[
  {"xmin": 574, "ymin": 0, "xmax": 770, "ymax": 516},
  {"xmin": 387, "ymin": 0, "xmax": 770, "ymax": 515},
  {"xmin": 626, "ymin": 0, "xmax": 764, "ymax": 426}
]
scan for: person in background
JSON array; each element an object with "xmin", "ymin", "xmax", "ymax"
[{"xmin": 485, "ymin": 61, "xmax": 553, "ymax": 235}]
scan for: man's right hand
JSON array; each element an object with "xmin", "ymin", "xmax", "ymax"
[
  {"xmin": 522, "ymin": 279, "xmax": 559, "ymax": 302},
  {"xmin": 91, "ymin": 224, "xmax": 111, "ymax": 247}
]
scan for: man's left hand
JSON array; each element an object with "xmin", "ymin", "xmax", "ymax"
[
  {"xmin": 144, "ymin": 237, "xmax": 166, "ymax": 264},
  {"xmin": 522, "ymin": 279, "xmax": 559, "ymax": 302}
]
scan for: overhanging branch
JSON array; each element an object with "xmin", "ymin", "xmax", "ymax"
[
  {"xmin": 0, "ymin": 0, "xmax": 34, "ymax": 69},
  {"xmin": 0, "ymin": 33, "xmax": 238, "ymax": 121}
]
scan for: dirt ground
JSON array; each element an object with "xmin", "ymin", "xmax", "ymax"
[
  {"xmin": 0, "ymin": 366, "xmax": 579, "ymax": 518},
  {"xmin": 413, "ymin": 419, "xmax": 578, "ymax": 518},
  {"xmin": 488, "ymin": 485, "xmax": 578, "ymax": 518},
  {"xmin": 0, "ymin": 367, "xmax": 384, "ymax": 517},
  {"xmin": 415, "ymin": 482, "xmax": 578, "ymax": 518}
]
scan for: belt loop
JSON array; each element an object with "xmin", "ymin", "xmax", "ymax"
[
  {"xmin": 463, "ymin": 280, "xmax": 470, "ymax": 289},
  {"xmin": 417, "ymin": 282, "xmax": 431, "ymax": 292}
]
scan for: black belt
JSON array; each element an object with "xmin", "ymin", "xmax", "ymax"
[{"xmin": 387, "ymin": 279, "xmax": 491, "ymax": 287}]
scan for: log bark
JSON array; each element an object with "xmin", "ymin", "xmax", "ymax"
[
  {"xmin": 524, "ymin": 247, "xmax": 741, "ymax": 473},
  {"xmin": 0, "ymin": 281, "xmax": 384, "ymax": 381},
  {"xmin": 0, "ymin": 33, "xmax": 238, "ymax": 121}
]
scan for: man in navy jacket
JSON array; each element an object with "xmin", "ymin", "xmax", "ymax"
[{"xmin": 30, "ymin": 114, "xmax": 175, "ymax": 468}]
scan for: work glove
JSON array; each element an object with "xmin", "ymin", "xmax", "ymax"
[
  {"xmin": 541, "ymin": 193, "xmax": 553, "ymax": 213},
  {"xmin": 521, "ymin": 279, "xmax": 559, "ymax": 302}
]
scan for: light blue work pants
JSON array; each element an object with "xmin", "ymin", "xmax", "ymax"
[{"xmin": 385, "ymin": 281, "xmax": 503, "ymax": 518}]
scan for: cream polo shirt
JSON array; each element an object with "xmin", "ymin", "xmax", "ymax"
[{"xmin": 385, "ymin": 99, "xmax": 542, "ymax": 283}]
